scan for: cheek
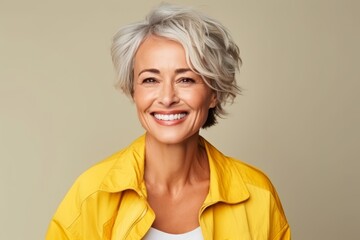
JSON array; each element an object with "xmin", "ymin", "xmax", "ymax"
[
  {"xmin": 133, "ymin": 87, "xmax": 155, "ymax": 111},
  {"xmin": 182, "ymin": 89, "xmax": 215, "ymax": 109}
]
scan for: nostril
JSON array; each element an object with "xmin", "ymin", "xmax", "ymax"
[{"xmin": 158, "ymin": 85, "xmax": 179, "ymax": 106}]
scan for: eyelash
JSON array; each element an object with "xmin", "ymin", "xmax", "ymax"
[
  {"xmin": 178, "ymin": 78, "xmax": 195, "ymax": 83},
  {"xmin": 141, "ymin": 77, "xmax": 196, "ymax": 84},
  {"xmin": 142, "ymin": 78, "xmax": 157, "ymax": 84}
]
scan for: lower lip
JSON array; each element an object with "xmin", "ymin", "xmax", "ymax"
[{"xmin": 153, "ymin": 114, "xmax": 187, "ymax": 126}]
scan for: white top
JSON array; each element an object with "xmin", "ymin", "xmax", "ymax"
[{"xmin": 143, "ymin": 227, "xmax": 203, "ymax": 240}]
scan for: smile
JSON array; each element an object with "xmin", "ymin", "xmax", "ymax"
[{"xmin": 153, "ymin": 113, "xmax": 187, "ymax": 121}]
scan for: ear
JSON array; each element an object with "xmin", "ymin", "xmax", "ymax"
[
  {"xmin": 130, "ymin": 84, "xmax": 136, "ymax": 102},
  {"xmin": 209, "ymin": 92, "xmax": 217, "ymax": 109}
]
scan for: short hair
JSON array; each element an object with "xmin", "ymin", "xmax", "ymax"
[{"xmin": 111, "ymin": 3, "xmax": 242, "ymax": 128}]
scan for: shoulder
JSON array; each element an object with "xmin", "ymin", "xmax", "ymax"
[
  {"xmin": 64, "ymin": 149, "xmax": 124, "ymax": 194},
  {"xmin": 71, "ymin": 149, "xmax": 126, "ymax": 197},
  {"xmin": 226, "ymin": 157, "xmax": 288, "ymax": 222},
  {"xmin": 203, "ymin": 137, "xmax": 276, "ymax": 194},
  {"xmin": 48, "ymin": 149, "xmax": 132, "ymax": 237},
  {"xmin": 227, "ymin": 157, "xmax": 276, "ymax": 193},
  {"xmin": 223, "ymin": 157, "xmax": 290, "ymax": 238},
  {"xmin": 200, "ymin": 137, "xmax": 290, "ymax": 238},
  {"xmin": 52, "ymin": 136, "xmax": 146, "ymax": 224},
  {"xmin": 49, "ymin": 136, "xmax": 147, "ymax": 236},
  {"xmin": 70, "ymin": 135, "xmax": 146, "ymax": 197},
  {"xmin": 204, "ymin": 138, "xmax": 284, "ymax": 209}
]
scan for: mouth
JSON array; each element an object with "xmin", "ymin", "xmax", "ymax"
[{"xmin": 152, "ymin": 112, "xmax": 188, "ymax": 121}]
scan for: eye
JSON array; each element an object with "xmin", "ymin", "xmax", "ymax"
[
  {"xmin": 142, "ymin": 78, "xmax": 157, "ymax": 84},
  {"xmin": 178, "ymin": 78, "xmax": 196, "ymax": 84}
]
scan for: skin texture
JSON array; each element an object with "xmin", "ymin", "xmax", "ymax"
[{"xmin": 132, "ymin": 35, "xmax": 217, "ymax": 233}]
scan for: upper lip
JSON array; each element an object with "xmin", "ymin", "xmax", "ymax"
[{"xmin": 151, "ymin": 110, "xmax": 188, "ymax": 115}]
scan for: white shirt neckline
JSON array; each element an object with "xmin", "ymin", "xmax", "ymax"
[{"xmin": 143, "ymin": 226, "xmax": 204, "ymax": 240}]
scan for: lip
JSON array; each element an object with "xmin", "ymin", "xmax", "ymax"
[{"xmin": 151, "ymin": 111, "xmax": 188, "ymax": 126}]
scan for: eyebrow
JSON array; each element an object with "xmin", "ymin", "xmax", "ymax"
[{"xmin": 138, "ymin": 68, "xmax": 192, "ymax": 76}]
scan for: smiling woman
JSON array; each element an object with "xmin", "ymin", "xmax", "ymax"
[{"xmin": 46, "ymin": 3, "xmax": 290, "ymax": 239}]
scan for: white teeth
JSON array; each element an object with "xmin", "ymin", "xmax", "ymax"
[{"xmin": 154, "ymin": 113, "xmax": 186, "ymax": 121}]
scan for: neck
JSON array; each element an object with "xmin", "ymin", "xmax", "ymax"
[{"xmin": 144, "ymin": 133, "xmax": 209, "ymax": 194}]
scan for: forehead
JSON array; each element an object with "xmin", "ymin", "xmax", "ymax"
[
  {"xmin": 137, "ymin": 35, "xmax": 183, "ymax": 53},
  {"xmin": 134, "ymin": 35, "xmax": 189, "ymax": 70}
]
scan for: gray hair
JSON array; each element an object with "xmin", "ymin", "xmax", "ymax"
[{"xmin": 111, "ymin": 3, "xmax": 242, "ymax": 128}]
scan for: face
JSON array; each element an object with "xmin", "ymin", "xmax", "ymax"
[{"xmin": 132, "ymin": 35, "xmax": 217, "ymax": 145}]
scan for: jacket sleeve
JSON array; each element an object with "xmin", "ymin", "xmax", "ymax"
[
  {"xmin": 46, "ymin": 219, "xmax": 74, "ymax": 240},
  {"xmin": 273, "ymin": 223, "xmax": 291, "ymax": 240},
  {"xmin": 45, "ymin": 177, "xmax": 83, "ymax": 240},
  {"xmin": 269, "ymin": 187, "xmax": 291, "ymax": 240}
]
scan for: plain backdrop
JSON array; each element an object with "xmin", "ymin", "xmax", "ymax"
[{"xmin": 1, "ymin": 0, "xmax": 359, "ymax": 239}]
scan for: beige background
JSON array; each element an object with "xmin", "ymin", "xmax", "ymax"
[{"xmin": 1, "ymin": 0, "xmax": 359, "ymax": 239}]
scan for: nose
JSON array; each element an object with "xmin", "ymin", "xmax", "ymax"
[{"xmin": 158, "ymin": 81, "xmax": 179, "ymax": 107}]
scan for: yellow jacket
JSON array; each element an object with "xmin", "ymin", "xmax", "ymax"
[{"xmin": 46, "ymin": 135, "xmax": 290, "ymax": 239}]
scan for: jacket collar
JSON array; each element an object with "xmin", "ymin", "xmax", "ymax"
[
  {"xmin": 201, "ymin": 137, "xmax": 250, "ymax": 205},
  {"xmin": 99, "ymin": 135, "xmax": 250, "ymax": 205},
  {"xmin": 99, "ymin": 135, "xmax": 146, "ymax": 195}
]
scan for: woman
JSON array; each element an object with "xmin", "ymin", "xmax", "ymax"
[{"xmin": 47, "ymin": 3, "xmax": 290, "ymax": 239}]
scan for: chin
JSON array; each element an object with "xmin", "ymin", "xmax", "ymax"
[{"xmin": 146, "ymin": 130, "xmax": 199, "ymax": 145}]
